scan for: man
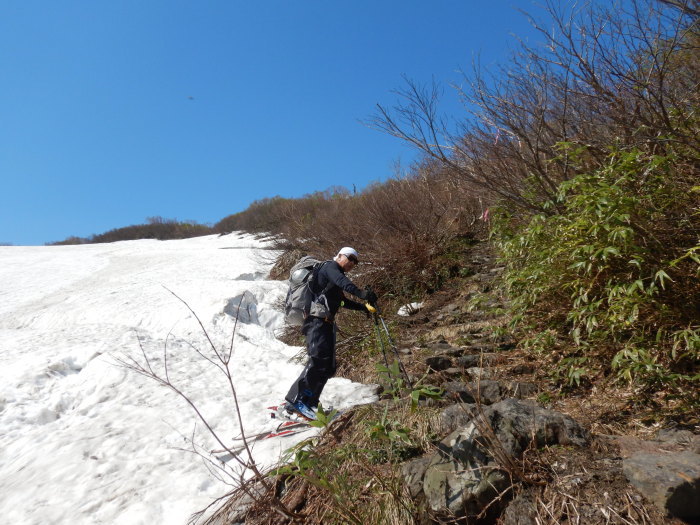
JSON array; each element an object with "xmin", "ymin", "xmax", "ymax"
[{"xmin": 284, "ymin": 246, "xmax": 378, "ymax": 420}]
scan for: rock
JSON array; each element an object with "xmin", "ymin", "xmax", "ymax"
[
  {"xmin": 623, "ymin": 451, "xmax": 700, "ymax": 521},
  {"xmin": 426, "ymin": 322, "xmax": 493, "ymax": 341},
  {"xmin": 423, "ymin": 399, "xmax": 588, "ymax": 519},
  {"xmin": 616, "ymin": 436, "xmax": 677, "ymax": 458},
  {"xmin": 428, "ymin": 341, "xmax": 454, "ymax": 353},
  {"xmin": 442, "ymin": 381, "xmax": 478, "ymax": 403},
  {"xmin": 402, "ymin": 455, "xmax": 433, "ymax": 498},
  {"xmin": 443, "ymin": 379, "xmax": 538, "ymax": 405},
  {"xmin": 505, "ymin": 382, "xmax": 538, "ymax": 398},
  {"xmin": 442, "ymin": 367, "xmax": 463, "ymax": 378},
  {"xmin": 224, "ymin": 291, "xmax": 259, "ymax": 324},
  {"xmin": 509, "ymin": 363, "xmax": 536, "ymax": 375},
  {"xmin": 441, "ymin": 347, "xmax": 468, "ymax": 357},
  {"xmin": 466, "ymin": 367, "xmax": 492, "ymax": 380},
  {"xmin": 423, "ymin": 423, "xmax": 508, "ymax": 520},
  {"xmin": 425, "ymin": 356, "xmax": 452, "ymax": 372},
  {"xmin": 486, "ymin": 399, "xmax": 589, "ymax": 455},
  {"xmin": 615, "ymin": 430, "xmax": 700, "ymax": 459},
  {"xmin": 443, "ymin": 380, "xmax": 514, "ymax": 405},
  {"xmin": 656, "ymin": 428, "xmax": 696, "ymax": 447},
  {"xmin": 441, "ymin": 403, "xmax": 477, "ymax": 434},
  {"xmin": 456, "ymin": 353, "xmax": 498, "ymax": 368},
  {"xmin": 501, "ymin": 492, "xmax": 538, "ymax": 525}
]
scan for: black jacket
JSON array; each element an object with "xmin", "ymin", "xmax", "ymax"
[{"xmin": 312, "ymin": 260, "xmax": 367, "ymax": 318}]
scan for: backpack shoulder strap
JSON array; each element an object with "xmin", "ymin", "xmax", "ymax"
[{"xmin": 312, "ymin": 260, "xmax": 336, "ymax": 297}]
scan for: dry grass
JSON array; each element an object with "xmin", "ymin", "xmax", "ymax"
[
  {"xmin": 219, "ymin": 396, "xmax": 443, "ymax": 525},
  {"xmin": 516, "ymin": 443, "xmax": 683, "ymax": 525}
]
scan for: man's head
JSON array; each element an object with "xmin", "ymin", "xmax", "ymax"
[{"xmin": 335, "ymin": 246, "xmax": 359, "ymax": 271}]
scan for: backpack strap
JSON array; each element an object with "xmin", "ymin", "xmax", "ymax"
[
  {"xmin": 310, "ymin": 260, "xmax": 334, "ymax": 297},
  {"xmin": 303, "ymin": 261, "xmax": 336, "ymax": 322}
]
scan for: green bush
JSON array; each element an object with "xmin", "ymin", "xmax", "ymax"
[{"xmin": 494, "ymin": 145, "xmax": 699, "ymax": 395}]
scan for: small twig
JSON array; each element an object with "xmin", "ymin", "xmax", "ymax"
[{"xmin": 116, "ymin": 289, "xmax": 304, "ymax": 523}]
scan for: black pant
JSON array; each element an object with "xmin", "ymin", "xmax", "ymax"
[{"xmin": 285, "ymin": 317, "xmax": 337, "ymax": 408}]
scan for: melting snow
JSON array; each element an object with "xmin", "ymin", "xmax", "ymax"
[
  {"xmin": 397, "ymin": 302, "xmax": 424, "ymax": 316},
  {"xmin": 0, "ymin": 233, "xmax": 377, "ymax": 524}
]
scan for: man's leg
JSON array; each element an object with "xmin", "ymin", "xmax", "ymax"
[{"xmin": 285, "ymin": 318, "xmax": 336, "ymax": 407}]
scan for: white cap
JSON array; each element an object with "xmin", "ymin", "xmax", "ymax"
[{"xmin": 337, "ymin": 246, "xmax": 359, "ymax": 260}]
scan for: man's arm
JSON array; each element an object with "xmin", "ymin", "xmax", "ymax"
[
  {"xmin": 341, "ymin": 297, "xmax": 367, "ymax": 311},
  {"xmin": 324, "ymin": 262, "xmax": 366, "ymax": 299}
]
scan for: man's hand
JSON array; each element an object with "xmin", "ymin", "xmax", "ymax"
[{"xmin": 364, "ymin": 289, "xmax": 378, "ymax": 306}]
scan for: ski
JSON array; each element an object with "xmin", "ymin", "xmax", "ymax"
[
  {"xmin": 210, "ymin": 420, "xmax": 311, "ymax": 455},
  {"xmin": 212, "ymin": 404, "xmax": 345, "ymax": 458},
  {"xmin": 268, "ymin": 402, "xmax": 344, "ymax": 427},
  {"xmin": 267, "ymin": 403, "xmax": 314, "ymax": 423}
]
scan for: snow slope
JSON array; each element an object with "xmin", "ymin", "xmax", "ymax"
[{"xmin": 0, "ymin": 233, "xmax": 377, "ymax": 524}]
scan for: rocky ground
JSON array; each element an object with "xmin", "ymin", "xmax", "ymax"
[
  {"xmin": 211, "ymin": 242, "xmax": 700, "ymax": 524},
  {"xmin": 389, "ymin": 243, "xmax": 699, "ymax": 524}
]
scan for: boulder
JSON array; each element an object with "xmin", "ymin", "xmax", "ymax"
[
  {"xmin": 456, "ymin": 353, "xmax": 498, "ymax": 368},
  {"xmin": 656, "ymin": 428, "xmax": 700, "ymax": 454},
  {"xmin": 425, "ymin": 356, "xmax": 453, "ymax": 372},
  {"xmin": 441, "ymin": 346, "xmax": 468, "ymax": 357},
  {"xmin": 506, "ymin": 381, "xmax": 538, "ymax": 398},
  {"xmin": 423, "ymin": 399, "xmax": 589, "ymax": 519},
  {"xmin": 441, "ymin": 403, "xmax": 477, "ymax": 434},
  {"xmin": 442, "ymin": 380, "xmax": 537, "ymax": 406},
  {"xmin": 428, "ymin": 340, "xmax": 454, "ymax": 353},
  {"xmin": 224, "ymin": 291, "xmax": 259, "ymax": 324},
  {"xmin": 423, "ymin": 422, "xmax": 508, "ymax": 519},
  {"xmin": 509, "ymin": 363, "xmax": 536, "ymax": 375},
  {"xmin": 500, "ymin": 492, "xmax": 538, "ymax": 525},
  {"xmin": 466, "ymin": 367, "xmax": 492, "ymax": 380},
  {"xmin": 401, "ymin": 455, "xmax": 433, "ymax": 498},
  {"xmin": 623, "ymin": 451, "xmax": 700, "ymax": 521},
  {"xmin": 443, "ymin": 380, "xmax": 500, "ymax": 404}
]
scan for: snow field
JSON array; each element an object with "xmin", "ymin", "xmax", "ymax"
[{"xmin": 0, "ymin": 233, "xmax": 378, "ymax": 524}]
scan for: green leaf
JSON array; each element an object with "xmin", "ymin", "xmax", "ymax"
[{"xmin": 654, "ymin": 269, "xmax": 673, "ymax": 290}]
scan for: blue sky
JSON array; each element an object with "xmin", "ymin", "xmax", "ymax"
[{"xmin": 1, "ymin": 1, "xmax": 547, "ymax": 245}]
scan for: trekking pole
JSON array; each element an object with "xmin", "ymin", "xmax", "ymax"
[
  {"xmin": 367, "ymin": 302, "xmax": 401, "ymax": 393},
  {"xmin": 373, "ymin": 311, "xmax": 391, "ymax": 370},
  {"xmin": 367, "ymin": 302, "xmax": 413, "ymax": 390},
  {"xmin": 377, "ymin": 312, "xmax": 413, "ymax": 390}
]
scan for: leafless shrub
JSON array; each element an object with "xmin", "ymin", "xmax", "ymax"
[
  {"xmin": 369, "ymin": 0, "xmax": 699, "ymax": 212},
  {"xmin": 115, "ymin": 289, "xmax": 302, "ymax": 523},
  {"xmin": 50, "ymin": 218, "xmax": 214, "ymax": 245},
  {"xmin": 273, "ymin": 167, "xmax": 485, "ymax": 296}
]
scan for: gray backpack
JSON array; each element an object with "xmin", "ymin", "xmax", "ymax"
[{"xmin": 284, "ymin": 256, "xmax": 332, "ymax": 325}]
